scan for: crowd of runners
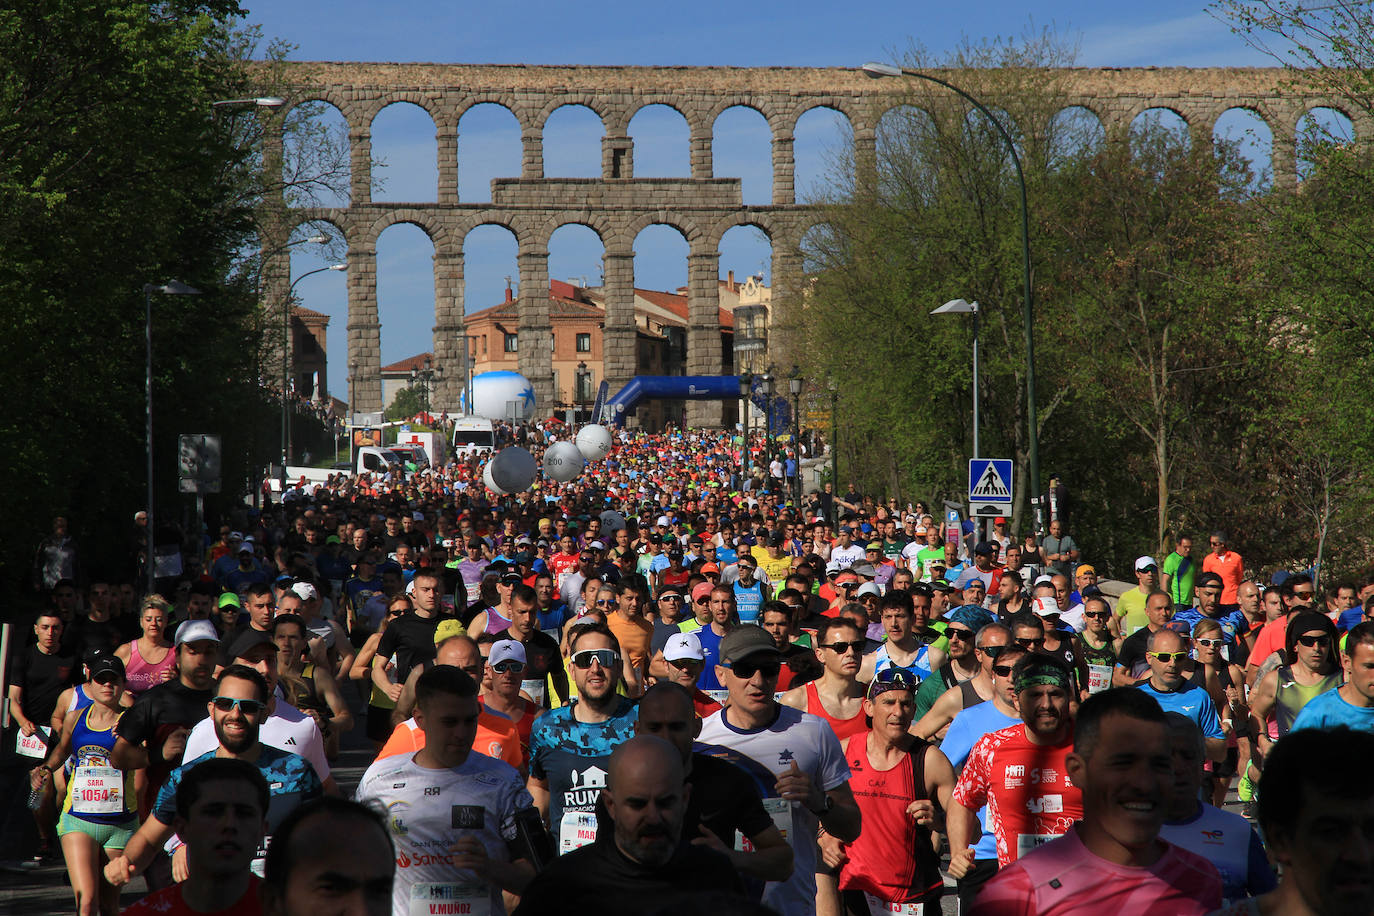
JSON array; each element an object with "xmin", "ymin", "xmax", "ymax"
[{"xmin": 7, "ymin": 423, "xmax": 1374, "ymax": 915}]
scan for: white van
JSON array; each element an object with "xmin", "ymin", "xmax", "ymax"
[{"xmin": 451, "ymin": 416, "xmax": 496, "ymax": 458}]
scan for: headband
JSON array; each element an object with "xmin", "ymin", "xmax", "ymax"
[{"xmin": 1015, "ymin": 659, "xmax": 1072, "ymax": 693}]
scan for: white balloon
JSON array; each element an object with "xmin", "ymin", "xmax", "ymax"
[
  {"xmin": 575, "ymin": 424, "xmax": 613, "ymax": 462},
  {"xmin": 542, "ymin": 440, "xmax": 585, "ymax": 483},
  {"xmin": 482, "ymin": 461, "xmax": 508, "ymax": 496},
  {"xmin": 490, "ymin": 446, "xmax": 537, "ymax": 493},
  {"xmin": 463, "ymin": 370, "xmax": 536, "ymax": 421}
]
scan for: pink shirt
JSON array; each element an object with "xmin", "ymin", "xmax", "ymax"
[{"xmin": 969, "ymin": 826, "xmax": 1222, "ymax": 916}]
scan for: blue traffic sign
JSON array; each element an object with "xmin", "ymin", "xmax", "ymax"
[{"xmin": 969, "ymin": 458, "xmax": 1014, "ymax": 515}]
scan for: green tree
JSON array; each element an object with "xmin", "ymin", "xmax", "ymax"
[{"xmin": 385, "ymin": 388, "xmax": 424, "ymax": 423}]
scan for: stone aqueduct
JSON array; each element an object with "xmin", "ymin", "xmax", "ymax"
[{"xmin": 259, "ymin": 63, "xmax": 1356, "ymax": 422}]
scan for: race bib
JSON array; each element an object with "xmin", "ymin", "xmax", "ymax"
[
  {"xmin": 521, "ymin": 678, "xmax": 547, "ymax": 707},
  {"xmin": 70, "ymin": 766, "xmax": 124, "ymax": 816},
  {"xmin": 703, "ymin": 689, "xmax": 730, "ymax": 706},
  {"xmin": 735, "ymin": 797, "xmax": 791, "ymax": 851},
  {"xmin": 15, "ymin": 726, "xmax": 50, "ymax": 759},
  {"xmin": 864, "ymin": 893, "xmax": 924, "ymax": 915},
  {"xmin": 1087, "ymin": 664, "xmax": 1112, "ymax": 694},
  {"xmin": 558, "ymin": 810, "xmax": 599, "ymax": 855},
  {"xmin": 1016, "ymin": 833, "xmax": 1059, "ymax": 858},
  {"xmin": 409, "ymin": 883, "xmax": 489, "ymax": 916}
]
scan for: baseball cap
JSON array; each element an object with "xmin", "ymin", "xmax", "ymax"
[
  {"xmin": 291, "ymin": 581, "xmax": 319, "ymax": 602},
  {"xmin": 1034, "ymin": 575, "xmax": 1056, "ymax": 588},
  {"xmin": 434, "ymin": 619, "xmax": 468, "ymax": 645},
  {"xmin": 995, "ymin": 517, "xmax": 1007, "ymax": 525},
  {"xmin": 835, "ymin": 571, "xmax": 860, "ymax": 586},
  {"xmin": 1031, "ymin": 596, "xmax": 1061, "ymax": 618},
  {"xmin": 589, "ymin": 540, "xmax": 606, "ymax": 551},
  {"xmin": 930, "ymin": 580, "xmax": 955, "ymax": 593},
  {"xmin": 488, "ymin": 639, "xmax": 527, "ymax": 668},
  {"xmin": 700, "ymin": 562, "xmax": 721, "ymax": 575},
  {"xmin": 236, "ymin": 543, "xmax": 254, "ymax": 555},
  {"xmin": 1075, "ymin": 564, "xmax": 1096, "ymax": 577},
  {"xmin": 768, "ymin": 531, "xmax": 784, "ymax": 546},
  {"xmin": 691, "ymin": 581, "xmax": 714, "ymax": 603},
  {"xmin": 175, "ymin": 619, "xmax": 220, "ymax": 646},
  {"xmin": 499, "ymin": 570, "xmax": 523, "ymax": 584},
  {"xmin": 866, "ymin": 542, "xmax": 883, "ymax": 552},
  {"xmin": 973, "ymin": 541, "xmax": 996, "ymax": 557},
  {"xmin": 88, "ymin": 654, "xmax": 126, "ymax": 681},
  {"xmin": 663, "ymin": 632, "xmax": 705, "ymax": 663},
  {"xmin": 225, "ymin": 628, "xmax": 275, "ymax": 660},
  {"xmin": 218, "ymin": 592, "xmax": 241, "ymax": 609},
  {"xmin": 856, "ymin": 583, "xmax": 881, "ymax": 598},
  {"xmin": 719, "ymin": 626, "xmax": 782, "ymax": 665},
  {"xmin": 1134, "ymin": 556, "xmax": 1158, "ymax": 572}
]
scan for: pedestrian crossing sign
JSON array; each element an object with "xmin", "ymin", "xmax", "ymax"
[{"xmin": 969, "ymin": 458, "xmax": 1013, "ymax": 516}]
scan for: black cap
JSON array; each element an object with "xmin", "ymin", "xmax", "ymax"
[
  {"xmin": 88, "ymin": 654, "xmax": 126, "ymax": 680},
  {"xmin": 973, "ymin": 541, "xmax": 996, "ymax": 556},
  {"xmin": 225, "ymin": 628, "xmax": 275, "ymax": 661}
]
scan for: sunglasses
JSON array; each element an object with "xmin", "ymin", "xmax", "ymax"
[
  {"xmin": 92, "ymin": 673, "xmax": 122, "ymax": 686},
  {"xmin": 1295, "ymin": 633, "xmax": 1330, "ymax": 647},
  {"xmin": 572, "ymin": 649, "xmax": 620, "ymax": 669},
  {"xmin": 212, "ymin": 696, "xmax": 266, "ymax": 716},
  {"xmin": 978, "ymin": 644, "xmax": 1007, "ymax": 659},
  {"xmin": 737, "ymin": 566, "xmax": 755, "ymax": 573},
  {"xmin": 1085, "ymin": 611, "xmax": 1111, "ymax": 620},
  {"xmin": 695, "ymin": 598, "xmax": 709, "ymax": 605},
  {"xmin": 668, "ymin": 657, "xmax": 704, "ymax": 670},
  {"xmin": 992, "ymin": 664, "xmax": 1016, "ymax": 677},
  {"xmin": 659, "ymin": 594, "xmax": 683, "ymax": 601},
  {"xmin": 820, "ymin": 640, "xmax": 867, "ymax": 655},
  {"xmin": 867, "ymin": 667, "xmax": 917, "ymax": 697},
  {"xmin": 595, "ymin": 599, "xmax": 617, "ymax": 607},
  {"xmin": 1148, "ymin": 651, "xmax": 1189, "ymax": 663},
  {"xmin": 725, "ymin": 658, "xmax": 781, "ymax": 679},
  {"xmin": 1292, "ymin": 591, "xmax": 1315, "ymax": 599},
  {"xmin": 1195, "ymin": 637, "xmax": 1224, "ymax": 648},
  {"xmin": 1015, "ymin": 637, "xmax": 1045, "ymax": 648},
  {"xmin": 945, "ymin": 628, "xmax": 975, "ymax": 642},
  {"xmin": 492, "ymin": 660, "xmax": 526, "ymax": 673}
]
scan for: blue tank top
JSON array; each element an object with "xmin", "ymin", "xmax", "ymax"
[
  {"xmin": 874, "ymin": 642, "xmax": 932, "ymax": 681},
  {"xmin": 64, "ymin": 705, "xmax": 135, "ymax": 824},
  {"xmin": 733, "ymin": 580, "xmax": 766, "ymax": 624}
]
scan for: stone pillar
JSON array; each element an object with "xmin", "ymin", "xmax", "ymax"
[
  {"xmin": 772, "ymin": 131, "xmax": 795, "ymax": 205},
  {"xmin": 686, "ymin": 248, "xmax": 723, "ymax": 427},
  {"xmin": 516, "ymin": 245, "xmax": 554, "ymax": 410},
  {"xmin": 769, "ymin": 242, "xmax": 803, "ymax": 367},
  {"xmin": 346, "ymin": 244, "xmax": 382, "ymax": 412},
  {"xmin": 261, "ymin": 114, "xmax": 286, "ymax": 208},
  {"xmin": 853, "ymin": 128, "xmax": 877, "ymax": 190},
  {"xmin": 690, "ymin": 127, "xmax": 713, "ymax": 179},
  {"xmin": 437, "ymin": 120, "xmax": 458, "ymax": 205},
  {"xmin": 259, "ymin": 225, "xmax": 292, "ymax": 381},
  {"xmin": 521, "ymin": 125, "xmax": 544, "ymax": 179},
  {"xmin": 603, "ymin": 135, "xmax": 634, "ymax": 179},
  {"xmin": 432, "ymin": 249, "xmax": 464, "ymax": 410},
  {"xmin": 602, "ymin": 249, "xmax": 637, "ymax": 395},
  {"xmin": 349, "ymin": 123, "xmax": 372, "ymax": 206}
]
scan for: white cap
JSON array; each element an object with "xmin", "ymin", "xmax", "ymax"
[
  {"xmin": 856, "ymin": 582, "xmax": 882, "ymax": 598},
  {"xmin": 1034, "ymin": 575, "xmax": 1056, "ymax": 587},
  {"xmin": 175, "ymin": 619, "xmax": 220, "ymax": 646},
  {"xmin": 1032, "ymin": 596, "xmax": 1061, "ymax": 618},
  {"xmin": 589, "ymin": 540, "xmax": 606, "ymax": 551},
  {"xmin": 656, "ymin": 515, "xmax": 671, "ymax": 528},
  {"xmin": 663, "ymin": 631, "xmax": 705, "ymax": 663},
  {"xmin": 1135, "ymin": 556, "xmax": 1159, "ymax": 572},
  {"xmin": 291, "ymin": 581, "xmax": 319, "ymax": 602},
  {"xmin": 488, "ymin": 639, "xmax": 527, "ymax": 668}
]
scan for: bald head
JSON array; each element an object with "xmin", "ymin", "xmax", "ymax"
[
  {"xmin": 604, "ymin": 735, "xmax": 687, "ymax": 867},
  {"xmin": 436, "ymin": 635, "xmax": 480, "ymax": 669}
]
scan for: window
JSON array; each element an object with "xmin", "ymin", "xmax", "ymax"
[
  {"xmin": 503, "ymin": 332, "xmax": 518, "ymax": 352},
  {"xmin": 576, "ymin": 332, "xmax": 591, "ymax": 353}
]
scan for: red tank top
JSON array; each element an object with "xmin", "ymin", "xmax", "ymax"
[
  {"xmin": 839, "ymin": 737, "xmax": 944, "ymax": 904},
  {"xmin": 805, "ymin": 681, "xmax": 868, "ymax": 740}
]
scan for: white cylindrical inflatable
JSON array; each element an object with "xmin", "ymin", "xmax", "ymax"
[
  {"xmin": 575, "ymin": 424, "xmax": 613, "ymax": 461},
  {"xmin": 542, "ymin": 440, "xmax": 585, "ymax": 483},
  {"xmin": 465, "ymin": 370, "xmax": 536, "ymax": 422},
  {"xmin": 490, "ymin": 446, "xmax": 537, "ymax": 493},
  {"xmin": 482, "ymin": 461, "xmax": 508, "ymax": 496}
]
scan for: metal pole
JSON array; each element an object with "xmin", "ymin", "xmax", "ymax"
[
  {"xmin": 741, "ymin": 390, "xmax": 748, "ymax": 490},
  {"xmin": 972, "ymin": 307, "xmax": 980, "ymax": 461},
  {"xmin": 792, "ymin": 392, "xmax": 801, "ymax": 506},
  {"xmin": 877, "ymin": 66, "xmax": 1041, "ymax": 534},
  {"xmin": 830, "ymin": 389, "xmax": 839, "ymax": 498},
  {"xmin": 281, "ymin": 289, "xmax": 289, "ymax": 490},
  {"xmin": 145, "ymin": 287, "xmax": 155, "ymax": 597}
]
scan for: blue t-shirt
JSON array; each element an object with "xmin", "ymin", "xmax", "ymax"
[
  {"xmin": 1291, "ymin": 687, "xmax": 1374, "ymax": 732},
  {"xmin": 528, "ymin": 697, "xmax": 638, "ymax": 833},
  {"xmin": 1160, "ymin": 802, "xmax": 1276, "ymax": 903},
  {"xmin": 537, "ymin": 601, "xmax": 572, "ymax": 638},
  {"xmin": 733, "ymin": 580, "xmax": 766, "ymax": 625},
  {"xmin": 1338, "ymin": 608, "xmax": 1365, "ymax": 631},
  {"xmin": 942, "ymin": 700, "xmax": 1019, "ymax": 863},
  {"xmin": 695, "ymin": 625, "xmax": 728, "ymax": 691},
  {"xmin": 1136, "ymin": 681, "xmax": 1225, "ymax": 739},
  {"xmin": 1170, "ymin": 608, "xmax": 1248, "ymax": 647}
]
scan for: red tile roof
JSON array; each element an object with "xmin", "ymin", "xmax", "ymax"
[{"xmin": 380, "ymin": 352, "xmax": 435, "ymax": 373}]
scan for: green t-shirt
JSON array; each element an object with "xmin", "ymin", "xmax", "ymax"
[
  {"xmin": 1161, "ymin": 550, "xmax": 1195, "ymax": 606},
  {"xmin": 915, "ymin": 546, "xmax": 945, "ymax": 581},
  {"xmin": 914, "ymin": 666, "xmax": 953, "ymax": 718},
  {"xmin": 1115, "ymin": 586, "xmax": 1150, "ymax": 635}
]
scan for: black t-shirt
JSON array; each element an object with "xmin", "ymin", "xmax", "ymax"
[
  {"xmin": 650, "ymin": 618, "xmax": 682, "ymax": 655},
  {"xmin": 70, "ymin": 615, "xmax": 123, "ymax": 659},
  {"xmin": 684, "ymin": 752, "xmax": 774, "ymax": 845},
  {"xmin": 521, "ymin": 629, "xmax": 566, "ymax": 698},
  {"xmin": 375, "ymin": 611, "xmax": 446, "ymax": 683},
  {"xmin": 515, "ymin": 835, "xmax": 742, "ymax": 916},
  {"xmin": 1118, "ymin": 626, "xmax": 1154, "ymax": 680},
  {"xmin": 115, "ymin": 679, "xmax": 215, "ymax": 770},
  {"xmin": 10, "ymin": 646, "xmax": 77, "ymax": 728}
]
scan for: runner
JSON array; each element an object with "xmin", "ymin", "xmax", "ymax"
[
  {"xmin": 113, "ymin": 597, "xmax": 176, "ymax": 700},
  {"xmin": 782, "ymin": 617, "xmax": 868, "ymax": 741},
  {"xmin": 1247, "ymin": 612, "xmax": 1341, "ymax": 758},
  {"xmin": 260, "ymin": 797, "xmax": 395, "ymax": 916},
  {"xmin": 1188, "ymin": 617, "xmax": 1249, "ymax": 806},
  {"xmin": 270, "ymin": 614, "xmax": 353, "ymax": 763},
  {"xmin": 1078, "ymin": 595, "xmax": 1121, "ymax": 695},
  {"xmin": 1290, "ymin": 620, "xmax": 1374, "ymax": 732},
  {"xmin": 913, "ymin": 605, "xmax": 994, "ymax": 718},
  {"xmin": 1135, "ymin": 628, "xmax": 1227, "ymax": 763},
  {"xmin": 914, "ymin": 622, "xmax": 1013, "ymax": 740},
  {"xmin": 858, "ymin": 589, "xmax": 944, "ymax": 683}
]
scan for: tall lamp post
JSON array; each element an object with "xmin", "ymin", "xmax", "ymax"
[
  {"xmin": 932, "ymin": 299, "xmax": 980, "ymax": 460},
  {"xmin": 144, "ymin": 280, "xmax": 202, "ymax": 595},
  {"xmin": 862, "ymin": 62, "xmax": 1043, "ymax": 533},
  {"xmin": 828, "ymin": 378, "xmax": 839, "ymax": 499},
  {"xmin": 463, "ymin": 334, "xmax": 479, "ymax": 416},
  {"xmin": 788, "ymin": 368, "xmax": 803, "ymax": 507},
  {"xmin": 761, "ymin": 370, "xmax": 775, "ymax": 488},
  {"xmin": 738, "ymin": 371, "xmax": 753, "ymax": 490},
  {"xmin": 409, "ymin": 356, "xmax": 441, "ymax": 413},
  {"xmin": 280, "ymin": 263, "xmax": 345, "ymax": 490}
]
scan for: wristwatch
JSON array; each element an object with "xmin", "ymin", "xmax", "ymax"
[{"xmin": 811, "ymin": 793, "xmax": 833, "ymax": 817}]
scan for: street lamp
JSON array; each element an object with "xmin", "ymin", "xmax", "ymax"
[
  {"xmin": 143, "ymin": 280, "xmax": 202, "ymax": 596},
  {"xmin": 410, "ymin": 356, "xmax": 442, "ymax": 413},
  {"xmin": 931, "ymin": 298, "xmax": 980, "ymax": 460},
  {"xmin": 281, "ymin": 263, "xmax": 346, "ymax": 490},
  {"xmin": 575, "ymin": 361, "xmax": 591, "ymax": 418},
  {"xmin": 828, "ymin": 378, "xmax": 839, "ymax": 501},
  {"xmin": 862, "ymin": 61, "xmax": 1043, "ymax": 533},
  {"xmin": 463, "ymin": 334, "xmax": 479, "ymax": 417},
  {"xmin": 738, "ymin": 370, "xmax": 753, "ymax": 490},
  {"xmin": 761, "ymin": 370, "xmax": 775, "ymax": 484},
  {"xmin": 212, "ymin": 97, "xmax": 286, "ymax": 108},
  {"xmin": 788, "ymin": 368, "xmax": 803, "ymax": 507}
]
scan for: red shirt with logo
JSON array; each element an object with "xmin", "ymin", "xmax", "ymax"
[{"xmin": 952, "ymin": 724, "xmax": 1082, "ymax": 866}]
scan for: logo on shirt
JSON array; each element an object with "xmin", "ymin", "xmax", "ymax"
[
  {"xmin": 778, "ymin": 748, "xmax": 795, "ymax": 766},
  {"xmin": 1031, "ymin": 768, "xmax": 1058, "ymax": 785},
  {"xmin": 424, "ymin": 786, "xmax": 441, "ymax": 797},
  {"xmin": 392, "ymin": 783, "xmax": 407, "ymax": 789},
  {"xmin": 284, "ymin": 736, "xmax": 297, "ymax": 746},
  {"xmin": 451, "ymin": 805, "xmax": 486, "ymax": 829},
  {"xmin": 1202, "ymin": 829, "xmax": 1224, "ymax": 841},
  {"xmin": 1026, "ymin": 794, "xmax": 1064, "ymax": 814}
]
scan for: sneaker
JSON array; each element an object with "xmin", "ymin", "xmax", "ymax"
[
  {"xmin": 1237, "ymin": 772, "xmax": 1254, "ymax": 802},
  {"xmin": 30, "ymin": 839, "xmax": 54, "ymax": 865}
]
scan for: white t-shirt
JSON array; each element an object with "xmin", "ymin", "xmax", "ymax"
[
  {"xmin": 696, "ymin": 705, "xmax": 852, "ymax": 916},
  {"xmin": 183, "ymin": 694, "xmax": 330, "ymax": 784},
  {"xmin": 355, "ymin": 751, "xmax": 532, "ymax": 916},
  {"xmin": 829, "ymin": 544, "xmax": 865, "ymax": 569}
]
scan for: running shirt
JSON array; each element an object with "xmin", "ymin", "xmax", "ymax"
[
  {"xmin": 872, "ymin": 642, "xmax": 933, "ymax": 682},
  {"xmin": 696, "ymin": 704, "xmax": 851, "ymax": 916},
  {"xmin": 1079, "ymin": 637, "xmax": 1118, "ymax": 695},
  {"xmin": 355, "ymin": 751, "xmax": 532, "ymax": 916},
  {"xmin": 377, "ymin": 712, "xmax": 523, "ymax": 772},
  {"xmin": 1274, "ymin": 665, "xmax": 1343, "ymax": 736},
  {"xmin": 123, "ymin": 640, "xmax": 177, "ymax": 697},
  {"xmin": 155, "ymin": 747, "xmax": 322, "ymax": 876},
  {"xmin": 969, "ymin": 826, "xmax": 1222, "ymax": 915},
  {"xmin": 694, "ymin": 625, "xmax": 727, "ymax": 693},
  {"xmin": 941, "ymin": 700, "xmax": 1021, "ymax": 865},
  {"xmin": 122, "ymin": 877, "xmax": 262, "ymax": 916},
  {"xmin": 183, "ymin": 696, "xmax": 330, "ymax": 785},
  {"xmin": 733, "ymin": 579, "xmax": 766, "ymax": 624},
  {"xmin": 1290, "ymin": 687, "xmax": 1374, "ymax": 732},
  {"xmin": 803, "ymin": 682, "xmax": 867, "ymax": 741},
  {"xmin": 839, "ymin": 737, "xmax": 943, "ymax": 907},
  {"xmin": 527, "ymin": 697, "xmax": 638, "ymax": 853},
  {"xmin": 62, "ymin": 705, "xmax": 135, "ymax": 825},
  {"xmin": 1159, "ymin": 803, "xmax": 1275, "ymax": 904},
  {"xmin": 952, "ymin": 724, "xmax": 1082, "ymax": 866},
  {"xmin": 1136, "ymin": 682, "xmax": 1225, "ymax": 741}
]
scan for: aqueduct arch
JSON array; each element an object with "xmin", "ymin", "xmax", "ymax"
[{"xmin": 260, "ymin": 63, "xmax": 1351, "ymax": 420}]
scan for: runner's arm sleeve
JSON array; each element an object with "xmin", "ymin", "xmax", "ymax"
[{"xmin": 950, "ymin": 737, "xmax": 991, "ymax": 812}]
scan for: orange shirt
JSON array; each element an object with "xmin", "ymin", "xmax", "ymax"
[
  {"xmin": 607, "ymin": 612, "xmax": 654, "ymax": 674},
  {"xmin": 376, "ymin": 708, "xmax": 523, "ymax": 772},
  {"xmin": 1203, "ymin": 551, "xmax": 1244, "ymax": 604}
]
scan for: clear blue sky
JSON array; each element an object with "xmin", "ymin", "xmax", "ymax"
[{"xmin": 244, "ymin": 0, "xmax": 1271, "ymax": 399}]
